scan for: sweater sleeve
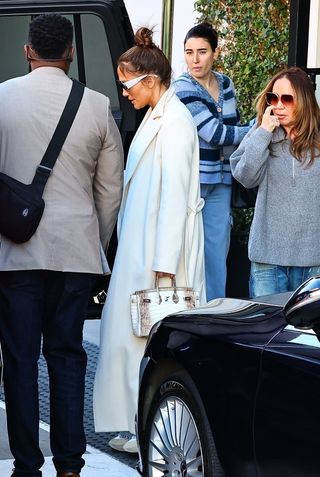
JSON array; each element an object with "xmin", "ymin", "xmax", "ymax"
[
  {"xmin": 230, "ymin": 124, "xmax": 273, "ymax": 188},
  {"xmin": 174, "ymin": 75, "xmax": 250, "ymax": 147}
]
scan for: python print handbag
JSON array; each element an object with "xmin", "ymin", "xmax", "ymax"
[{"xmin": 130, "ymin": 277, "xmax": 199, "ymax": 337}]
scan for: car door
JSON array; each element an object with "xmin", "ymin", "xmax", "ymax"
[
  {"xmin": 0, "ymin": 0, "xmax": 143, "ymax": 153},
  {"xmin": 253, "ymin": 323, "xmax": 320, "ymax": 477}
]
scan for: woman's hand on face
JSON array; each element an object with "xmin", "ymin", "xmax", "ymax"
[
  {"xmin": 261, "ymin": 105, "xmax": 280, "ymax": 132},
  {"xmin": 155, "ymin": 271, "xmax": 175, "ymax": 279}
]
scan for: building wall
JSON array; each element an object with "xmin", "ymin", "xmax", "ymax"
[
  {"xmin": 124, "ymin": 0, "xmax": 198, "ymax": 79},
  {"xmin": 307, "ymin": 0, "xmax": 320, "ymax": 102}
]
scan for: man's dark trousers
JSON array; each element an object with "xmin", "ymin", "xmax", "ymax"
[{"xmin": 0, "ymin": 270, "xmax": 95, "ymax": 477}]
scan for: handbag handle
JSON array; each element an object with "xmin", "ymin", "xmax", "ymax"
[{"xmin": 155, "ymin": 275, "xmax": 179, "ymax": 305}]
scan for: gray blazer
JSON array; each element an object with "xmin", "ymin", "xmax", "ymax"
[{"xmin": 0, "ymin": 67, "xmax": 124, "ymax": 273}]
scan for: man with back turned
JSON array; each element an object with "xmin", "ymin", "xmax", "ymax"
[{"xmin": 0, "ymin": 13, "xmax": 123, "ymax": 477}]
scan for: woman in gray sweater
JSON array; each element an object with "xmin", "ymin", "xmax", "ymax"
[{"xmin": 230, "ymin": 67, "xmax": 320, "ymax": 297}]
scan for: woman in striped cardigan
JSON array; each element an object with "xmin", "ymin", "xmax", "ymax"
[{"xmin": 174, "ymin": 22, "xmax": 250, "ymax": 301}]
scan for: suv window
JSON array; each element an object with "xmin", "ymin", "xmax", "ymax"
[
  {"xmin": 80, "ymin": 14, "xmax": 119, "ymax": 109},
  {"xmin": 0, "ymin": 13, "xmax": 119, "ymax": 111},
  {"xmin": 0, "ymin": 15, "xmax": 30, "ymax": 81}
]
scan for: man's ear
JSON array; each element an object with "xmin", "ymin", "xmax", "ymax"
[
  {"xmin": 24, "ymin": 44, "xmax": 29, "ymax": 61},
  {"xmin": 68, "ymin": 46, "xmax": 75, "ymax": 63}
]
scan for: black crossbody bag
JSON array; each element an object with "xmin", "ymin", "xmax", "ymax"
[{"xmin": 0, "ymin": 79, "xmax": 84, "ymax": 244}]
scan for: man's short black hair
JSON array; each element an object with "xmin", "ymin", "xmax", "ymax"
[{"xmin": 28, "ymin": 13, "xmax": 73, "ymax": 59}]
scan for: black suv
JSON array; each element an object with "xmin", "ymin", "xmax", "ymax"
[{"xmin": 0, "ymin": 0, "xmax": 141, "ymax": 317}]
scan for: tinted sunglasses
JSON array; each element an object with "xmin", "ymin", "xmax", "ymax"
[
  {"xmin": 266, "ymin": 92, "xmax": 295, "ymax": 107},
  {"xmin": 118, "ymin": 74, "xmax": 158, "ymax": 91}
]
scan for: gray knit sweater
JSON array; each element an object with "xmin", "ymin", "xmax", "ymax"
[{"xmin": 230, "ymin": 125, "xmax": 320, "ymax": 267}]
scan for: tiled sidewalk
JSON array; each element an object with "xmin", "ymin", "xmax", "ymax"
[{"xmin": 0, "ymin": 320, "xmax": 139, "ymax": 476}]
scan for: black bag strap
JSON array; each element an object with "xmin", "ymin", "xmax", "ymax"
[{"xmin": 32, "ymin": 79, "xmax": 85, "ymax": 192}]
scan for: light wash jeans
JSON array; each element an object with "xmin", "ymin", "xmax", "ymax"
[
  {"xmin": 201, "ymin": 183, "xmax": 232, "ymax": 301},
  {"xmin": 250, "ymin": 262, "xmax": 320, "ymax": 298}
]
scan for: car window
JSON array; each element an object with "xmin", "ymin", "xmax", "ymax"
[
  {"xmin": 0, "ymin": 13, "xmax": 119, "ymax": 111},
  {"xmin": 285, "ymin": 325, "xmax": 316, "ymax": 335},
  {"xmin": 80, "ymin": 14, "xmax": 119, "ymax": 110},
  {"xmin": 285, "ymin": 324, "xmax": 319, "ymax": 347},
  {"xmin": 0, "ymin": 15, "xmax": 30, "ymax": 81}
]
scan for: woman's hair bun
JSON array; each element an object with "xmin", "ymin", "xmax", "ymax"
[
  {"xmin": 134, "ymin": 27, "xmax": 155, "ymax": 48},
  {"xmin": 200, "ymin": 21, "xmax": 214, "ymax": 30},
  {"xmin": 199, "ymin": 21, "xmax": 218, "ymax": 36}
]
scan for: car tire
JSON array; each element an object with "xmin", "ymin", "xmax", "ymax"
[{"xmin": 142, "ymin": 370, "xmax": 224, "ymax": 477}]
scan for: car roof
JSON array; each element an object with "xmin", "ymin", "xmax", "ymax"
[{"xmin": 0, "ymin": 0, "xmax": 122, "ymax": 6}]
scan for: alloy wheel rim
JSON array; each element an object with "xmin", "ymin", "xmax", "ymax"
[{"xmin": 148, "ymin": 396, "xmax": 204, "ymax": 476}]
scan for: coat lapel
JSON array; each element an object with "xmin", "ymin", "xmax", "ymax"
[
  {"xmin": 124, "ymin": 87, "xmax": 175, "ymax": 187},
  {"xmin": 124, "ymin": 111, "xmax": 160, "ymax": 186}
]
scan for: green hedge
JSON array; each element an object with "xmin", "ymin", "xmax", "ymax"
[{"xmin": 194, "ymin": 0, "xmax": 290, "ymax": 122}]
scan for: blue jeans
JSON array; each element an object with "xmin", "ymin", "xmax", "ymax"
[
  {"xmin": 250, "ymin": 262, "xmax": 320, "ymax": 297},
  {"xmin": 201, "ymin": 183, "xmax": 232, "ymax": 301}
]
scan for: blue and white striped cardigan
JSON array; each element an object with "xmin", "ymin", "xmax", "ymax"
[{"xmin": 173, "ymin": 72, "xmax": 250, "ymax": 184}]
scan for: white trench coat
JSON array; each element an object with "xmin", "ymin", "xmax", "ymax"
[{"xmin": 93, "ymin": 86, "xmax": 205, "ymax": 434}]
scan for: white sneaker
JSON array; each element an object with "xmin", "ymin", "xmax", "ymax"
[
  {"xmin": 108, "ymin": 432, "xmax": 130, "ymax": 451},
  {"xmin": 122, "ymin": 435, "xmax": 138, "ymax": 453}
]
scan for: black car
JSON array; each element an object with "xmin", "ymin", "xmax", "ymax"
[{"xmin": 137, "ymin": 277, "xmax": 320, "ymax": 477}]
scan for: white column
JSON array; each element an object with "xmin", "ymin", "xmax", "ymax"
[
  {"xmin": 307, "ymin": 0, "xmax": 320, "ymax": 67},
  {"xmin": 123, "ymin": 0, "xmax": 197, "ymax": 77},
  {"xmin": 171, "ymin": 0, "xmax": 198, "ymax": 78},
  {"xmin": 307, "ymin": 0, "xmax": 320, "ymax": 102}
]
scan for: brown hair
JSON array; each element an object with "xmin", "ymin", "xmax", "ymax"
[
  {"xmin": 256, "ymin": 67, "xmax": 320, "ymax": 166},
  {"xmin": 118, "ymin": 27, "xmax": 172, "ymax": 88}
]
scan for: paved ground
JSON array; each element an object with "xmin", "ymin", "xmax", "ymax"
[{"xmin": 0, "ymin": 320, "xmax": 139, "ymax": 476}]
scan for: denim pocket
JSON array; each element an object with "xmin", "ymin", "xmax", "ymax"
[{"xmin": 250, "ymin": 262, "xmax": 280, "ymax": 297}]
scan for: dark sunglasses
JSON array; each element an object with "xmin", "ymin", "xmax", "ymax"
[{"xmin": 266, "ymin": 92, "xmax": 295, "ymax": 107}]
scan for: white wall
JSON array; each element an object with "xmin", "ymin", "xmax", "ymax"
[
  {"xmin": 124, "ymin": 0, "xmax": 198, "ymax": 79},
  {"xmin": 307, "ymin": 0, "xmax": 320, "ymax": 68},
  {"xmin": 307, "ymin": 0, "xmax": 320, "ymax": 103}
]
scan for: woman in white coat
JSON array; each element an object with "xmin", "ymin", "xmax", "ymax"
[{"xmin": 93, "ymin": 27, "xmax": 205, "ymax": 453}]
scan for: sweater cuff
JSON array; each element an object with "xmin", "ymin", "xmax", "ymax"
[{"xmin": 252, "ymin": 126, "xmax": 273, "ymax": 143}]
